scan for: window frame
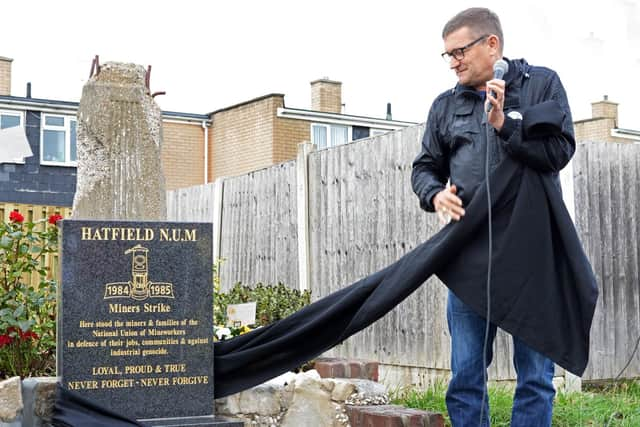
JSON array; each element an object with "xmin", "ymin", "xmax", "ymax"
[
  {"xmin": 0, "ymin": 110, "xmax": 26, "ymax": 164},
  {"xmin": 40, "ymin": 113, "xmax": 77, "ymax": 167},
  {"xmin": 0, "ymin": 110, "xmax": 23, "ymax": 129},
  {"xmin": 310, "ymin": 123, "xmax": 352, "ymax": 149}
]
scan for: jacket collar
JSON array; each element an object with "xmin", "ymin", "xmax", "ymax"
[
  {"xmin": 453, "ymin": 57, "xmax": 520, "ymax": 96},
  {"xmin": 453, "ymin": 57, "xmax": 522, "ymax": 109}
]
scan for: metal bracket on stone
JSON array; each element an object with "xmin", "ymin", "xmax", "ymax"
[
  {"xmin": 145, "ymin": 65, "xmax": 166, "ymax": 98},
  {"xmin": 89, "ymin": 55, "xmax": 101, "ymax": 78}
]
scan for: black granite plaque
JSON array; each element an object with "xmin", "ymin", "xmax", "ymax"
[{"xmin": 57, "ymin": 220, "xmax": 230, "ymax": 423}]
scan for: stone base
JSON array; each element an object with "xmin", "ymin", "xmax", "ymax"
[{"xmin": 138, "ymin": 415, "xmax": 244, "ymax": 427}]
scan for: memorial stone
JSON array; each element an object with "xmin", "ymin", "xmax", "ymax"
[{"xmin": 58, "ymin": 220, "xmax": 240, "ymax": 426}]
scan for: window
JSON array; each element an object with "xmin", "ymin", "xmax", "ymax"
[
  {"xmin": 311, "ymin": 124, "xmax": 350, "ymax": 149},
  {"xmin": 41, "ymin": 114, "xmax": 77, "ymax": 165},
  {"xmin": 352, "ymin": 126, "xmax": 370, "ymax": 141},
  {"xmin": 0, "ymin": 111, "xmax": 25, "ymax": 163},
  {"xmin": 0, "ymin": 111, "xmax": 22, "ymax": 129}
]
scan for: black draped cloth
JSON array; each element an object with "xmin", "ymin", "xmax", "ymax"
[
  {"xmin": 53, "ymin": 157, "xmax": 598, "ymax": 425},
  {"xmin": 53, "ymin": 384, "xmax": 143, "ymax": 426}
]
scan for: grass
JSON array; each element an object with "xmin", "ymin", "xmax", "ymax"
[{"xmin": 392, "ymin": 380, "xmax": 640, "ymax": 426}]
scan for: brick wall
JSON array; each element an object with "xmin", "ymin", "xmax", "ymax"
[
  {"xmin": 210, "ymin": 95, "xmax": 281, "ymax": 179},
  {"xmin": 273, "ymin": 114, "xmax": 310, "ymax": 164},
  {"xmin": 575, "ymin": 118, "xmax": 608, "ymax": 142},
  {"xmin": 161, "ymin": 121, "xmax": 205, "ymax": 190},
  {"xmin": 0, "ymin": 56, "xmax": 12, "ymax": 96},
  {"xmin": 574, "ymin": 118, "xmax": 628, "ymax": 143},
  {"xmin": 209, "ymin": 95, "xmax": 312, "ymax": 180},
  {"xmin": 574, "ymin": 99, "xmax": 629, "ymax": 143},
  {"xmin": 591, "ymin": 99, "xmax": 618, "ymax": 121}
]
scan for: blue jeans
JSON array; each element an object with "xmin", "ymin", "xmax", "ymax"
[{"xmin": 446, "ymin": 291, "xmax": 556, "ymax": 427}]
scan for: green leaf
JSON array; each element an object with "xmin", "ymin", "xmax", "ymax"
[
  {"xmin": 0, "ymin": 235, "xmax": 11, "ymax": 248},
  {"xmin": 17, "ymin": 319, "xmax": 33, "ymax": 332},
  {"xmin": 13, "ymin": 305, "xmax": 25, "ymax": 318},
  {"xmin": 9, "ymin": 230, "xmax": 23, "ymax": 239}
]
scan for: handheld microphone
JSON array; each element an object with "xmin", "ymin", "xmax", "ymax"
[{"xmin": 487, "ymin": 59, "xmax": 509, "ymax": 112}]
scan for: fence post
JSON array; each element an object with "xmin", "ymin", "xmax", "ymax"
[
  {"xmin": 559, "ymin": 158, "xmax": 582, "ymax": 392},
  {"xmin": 296, "ymin": 142, "xmax": 315, "ymax": 291},
  {"xmin": 211, "ymin": 177, "xmax": 225, "ymax": 264}
]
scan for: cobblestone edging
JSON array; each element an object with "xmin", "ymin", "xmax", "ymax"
[{"xmin": 216, "ymin": 359, "xmax": 444, "ymax": 427}]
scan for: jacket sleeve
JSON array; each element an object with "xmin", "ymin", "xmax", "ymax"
[
  {"xmin": 496, "ymin": 72, "xmax": 575, "ymax": 172},
  {"xmin": 411, "ymin": 105, "xmax": 449, "ymax": 212}
]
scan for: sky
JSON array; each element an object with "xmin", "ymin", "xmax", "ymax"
[{"xmin": 2, "ymin": 0, "xmax": 639, "ymax": 128}]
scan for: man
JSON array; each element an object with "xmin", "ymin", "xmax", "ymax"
[{"xmin": 411, "ymin": 7, "xmax": 575, "ymax": 426}]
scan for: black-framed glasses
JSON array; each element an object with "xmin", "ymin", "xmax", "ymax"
[{"xmin": 441, "ymin": 35, "xmax": 488, "ymax": 63}]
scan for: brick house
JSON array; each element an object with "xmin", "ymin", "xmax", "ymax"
[
  {"xmin": 1, "ymin": 57, "xmax": 414, "ymax": 209},
  {"xmin": 208, "ymin": 78, "xmax": 415, "ymax": 180}
]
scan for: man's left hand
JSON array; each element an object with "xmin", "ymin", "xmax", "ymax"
[{"xmin": 485, "ymin": 78, "xmax": 505, "ymax": 131}]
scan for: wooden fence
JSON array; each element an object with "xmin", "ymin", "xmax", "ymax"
[
  {"xmin": 573, "ymin": 141, "xmax": 640, "ymax": 381},
  {"xmin": 0, "ymin": 202, "xmax": 72, "ymax": 286},
  {"xmin": 166, "ymin": 129, "xmax": 640, "ymax": 385},
  {"xmin": 306, "ymin": 126, "xmax": 452, "ymax": 382}
]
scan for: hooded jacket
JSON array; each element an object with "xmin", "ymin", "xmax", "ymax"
[{"xmin": 412, "ymin": 58, "xmax": 575, "ymax": 211}]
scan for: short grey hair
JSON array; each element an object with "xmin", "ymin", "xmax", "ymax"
[{"xmin": 442, "ymin": 7, "xmax": 504, "ymax": 53}]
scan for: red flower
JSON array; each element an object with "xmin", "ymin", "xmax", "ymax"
[
  {"xmin": 9, "ymin": 210, "xmax": 24, "ymax": 223},
  {"xmin": 3, "ymin": 328, "xmax": 39, "ymax": 342},
  {"xmin": 0, "ymin": 334, "xmax": 12, "ymax": 348},
  {"xmin": 20, "ymin": 330, "xmax": 39, "ymax": 341},
  {"xmin": 48, "ymin": 214, "xmax": 63, "ymax": 225}
]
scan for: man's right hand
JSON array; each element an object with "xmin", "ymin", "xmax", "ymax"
[{"xmin": 433, "ymin": 185, "xmax": 465, "ymax": 223}]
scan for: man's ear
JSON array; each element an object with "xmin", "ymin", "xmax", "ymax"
[{"xmin": 487, "ymin": 34, "xmax": 501, "ymax": 56}]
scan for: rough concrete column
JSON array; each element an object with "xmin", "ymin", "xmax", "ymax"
[{"xmin": 73, "ymin": 62, "xmax": 166, "ymax": 220}]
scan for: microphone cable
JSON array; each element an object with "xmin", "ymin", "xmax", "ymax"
[{"xmin": 478, "ymin": 103, "xmax": 494, "ymax": 427}]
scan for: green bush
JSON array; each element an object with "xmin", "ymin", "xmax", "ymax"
[
  {"xmin": 213, "ymin": 259, "xmax": 311, "ymax": 340},
  {"xmin": 0, "ymin": 211, "xmax": 61, "ymax": 378},
  {"xmin": 215, "ymin": 282, "xmax": 311, "ymax": 328}
]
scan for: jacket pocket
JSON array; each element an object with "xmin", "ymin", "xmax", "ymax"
[{"xmin": 450, "ymin": 116, "xmax": 480, "ymax": 153}]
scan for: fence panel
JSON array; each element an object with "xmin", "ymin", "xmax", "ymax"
[
  {"xmin": 574, "ymin": 141, "xmax": 640, "ymax": 381},
  {"xmin": 218, "ymin": 162, "xmax": 299, "ymax": 291}
]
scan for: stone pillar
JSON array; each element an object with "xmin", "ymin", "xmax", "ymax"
[{"xmin": 73, "ymin": 62, "xmax": 166, "ymax": 220}]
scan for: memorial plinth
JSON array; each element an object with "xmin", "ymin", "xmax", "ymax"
[{"xmin": 58, "ymin": 220, "xmax": 241, "ymax": 426}]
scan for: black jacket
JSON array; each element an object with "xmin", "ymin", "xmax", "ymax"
[{"xmin": 412, "ymin": 58, "xmax": 575, "ymax": 211}]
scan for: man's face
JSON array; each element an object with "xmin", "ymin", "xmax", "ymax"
[{"xmin": 443, "ymin": 26, "xmax": 497, "ymax": 90}]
